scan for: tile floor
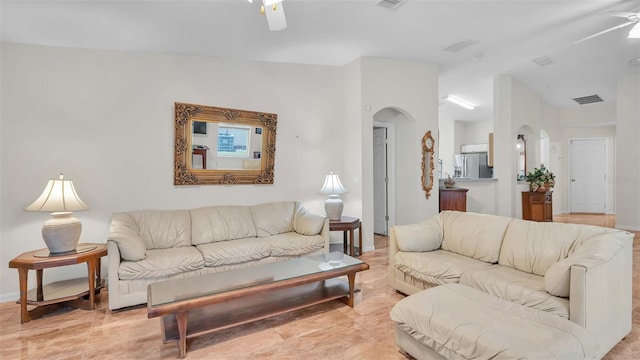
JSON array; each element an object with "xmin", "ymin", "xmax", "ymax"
[{"xmin": 0, "ymin": 213, "xmax": 637, "ymax": 359}]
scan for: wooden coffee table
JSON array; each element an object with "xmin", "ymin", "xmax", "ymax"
[{"xmin": 147, "ymin": 253, "xmax": 369, "ymax": 358}]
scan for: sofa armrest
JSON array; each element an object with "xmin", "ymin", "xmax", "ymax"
[
  {"xmin": 569, "ymin": 235, "xmax": 633, "ymax": 358},
  {"xmin": 107, "ymin": 240, "xmax": 122, "ymax": 311}
]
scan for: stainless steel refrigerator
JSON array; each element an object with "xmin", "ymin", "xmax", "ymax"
[{"xmin": 454, "ymin": 153, "xmax": 492, "ymax": 178}]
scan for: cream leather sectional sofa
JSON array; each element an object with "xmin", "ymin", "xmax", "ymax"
[
  {"xmin": 389, "ymin": 211, "xmax": 633, "ymax": 359},
  {"xmin": 107, "ymin": 201, "xmax": 329, "ymax": 310}
]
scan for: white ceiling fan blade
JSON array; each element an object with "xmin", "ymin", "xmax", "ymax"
[
  {"xmin": 603, "ymin": 11, "xmax": 638, "ymax": 19},
  {"xmin": 573, "ymin": 21, "xmax": 635, "ymax": 44},
  {"xmin": 265, "ymin": 1, "xmax": 287, "ymax": 31}
]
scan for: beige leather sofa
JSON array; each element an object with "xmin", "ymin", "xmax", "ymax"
[
  {"xmin": 107, "ymin": 201, "xmax": 329, "ymax": 310},
  {"xmin": 389, "ymin": 211, "xmax": 633, "ymax": 359}
]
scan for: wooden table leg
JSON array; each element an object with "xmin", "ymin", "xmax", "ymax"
[
  {"xmin": 349, "ymin": 229, "xmax": 355, "ymax": 257},
  {"xmin": 342, "ymin": 232, "xmax": 347, "ymax": 254},
  {"xmin": 86, "ymin": 259, "xmax": 96, "ymax": 309},
  {"xmin": 17, "ymin": 268, "xmax": 30, "ymax": 323},
  {"xmin": 358, "ymin": 221, "xmax": 363, "ymax": 256},
  {"xmin": 176, "ymin": 311, "xmax": 189, "ymax": 358},
  {"xmin": 36, "ymin": 269, "xmax": 44, "ymax": 301},
  {"xmin": 346, "ymin": 273, "xmax": 355, "ymax": 307}
]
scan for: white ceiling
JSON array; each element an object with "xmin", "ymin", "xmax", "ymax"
[{"xmin": 2, "ymin": 0, "xmax": 639, "ymax": 122}]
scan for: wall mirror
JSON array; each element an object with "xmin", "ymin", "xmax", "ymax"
[
  {"xmin": 516, "ymin": 134, "xmax": 526, "ymax": 181},
  {"xmin": 174, "ymin": 102, "xmax": 277, "ymax": 185},
  {"xmin": 421, "ymin": 130, "xmax": 435, "ymax": 199}
]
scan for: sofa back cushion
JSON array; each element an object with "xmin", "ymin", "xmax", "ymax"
[
  {"xmin": 250, "ymin": 201, "xmax": 295, "ymax": 237},
  {"xmin": 128, "ymin": 210, "xmax": 191, "ymax": 249},
  {"xmin": 190, "ymin": 206, "xmax": 257, "ymax": 245},
  {"xmin": 499, "ymin": 219, "xmax": 582, "ymax": 276},
  {"xmin": 440, "ymin": 211, "xmax": 512, "ymax": 263}
]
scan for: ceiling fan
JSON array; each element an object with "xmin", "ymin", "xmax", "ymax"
[
  {"xmin": 574, "ymin": 11, "xmax": 640, "ymax": 44},
  {"xmin": 248, "ymin": 0, "xmax": 287, "ymax": 31}
]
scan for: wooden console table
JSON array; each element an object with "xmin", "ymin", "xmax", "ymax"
[
  {"xmin": 522, "ymin": 191, "xmax": 553, "ymax": 222},
  {"xmin": 329, "ymin": 216, "xmax": 362, "ymax": 256},
  {"xmin": 8, "ymin": 243, "xmax": 107, "ymax": 323},
  {"xmin": 439, "ymin": 187, "xmax": 468, "ymax": 212}
]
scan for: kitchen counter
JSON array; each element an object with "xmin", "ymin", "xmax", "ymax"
[{"xmin": 440, "ymin": 178, "xmax": 497, "ymax": 183}]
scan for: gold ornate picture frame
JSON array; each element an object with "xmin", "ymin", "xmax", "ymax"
[{"xmin": 174, "ymin": 102, "xmax": 277, "ymax": 185}]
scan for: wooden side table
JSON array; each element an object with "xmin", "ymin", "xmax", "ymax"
[
  {"xmin": 329, "ymin": 216, "xmax": 363, "ymax": 256},
  {"xmin": 8, "ymin": 243, "xmax": 107, "ymax": 323},
  {"xmin": 522, "ymin": 191, "xmax": 553, "ymax": 222},
  {"xmin": 439, "ymin": 187, "xmax": 468, "ymax": 212}
]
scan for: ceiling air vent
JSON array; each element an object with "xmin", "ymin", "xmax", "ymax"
[
  {"xmin": 572, "ymin": 94, "xmax": 603, "ymax": 105},
  {"xmin": 376, "ymin": 0, "xmax": 404, "ymax": 10},
  {"xmin": 532, "ymin": 56, "xmax": 554, "ymax": 66},
  {"xmin": 443, "ymin": 40, "xmax": 478, "ymax": 52}
]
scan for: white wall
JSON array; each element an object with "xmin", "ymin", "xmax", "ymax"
[
  {"xmin": 359, "ymin": 58, "xmax": 440, "ymax": 229},
  {"xmin": 457, "ymin": 119, "xmax": 492, "ymax": 147},
  {"xmin": 0, "ymin": 45, "xmax": 441, "ymax": 301},
  {"xmin": 0, "ymin": 43, "xmax": 347, "ymax": 300},
  {"xmin": 615, "ymin": 73, "xmax": 640, "ymax": 231}
]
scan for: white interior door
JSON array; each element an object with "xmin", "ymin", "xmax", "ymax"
[
  {"xmin": 570, "ymin": 139, "xmax": 606, "ymax": 213},
  {"xmin": 373, "ymin": 127, "xmax": 388, "ymax": 235}
]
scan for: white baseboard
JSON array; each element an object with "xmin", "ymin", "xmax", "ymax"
[
  {"xmin": 616, "ymin": 224, "xmax": 640, "ymax": 232},
  {"xmin": 363, "ymin": 245, "xmax": 376, "ymax": 253},
  {"xmin": 0, "ymin": 292, "xmax": 19, "ymax": 303}
]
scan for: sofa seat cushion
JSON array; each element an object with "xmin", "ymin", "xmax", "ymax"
[
  {"xmin": 118, "ymin": 246, "xmax": 204, "ymax": 280},
  {"xmin": 190, "ymin": 206, "xmax": 257, "ymax": 245},
  {"xmin": 394, "ymin": 250, "xmax": 495, "ymax": 286},
  {"xmin": 390, "ymin": 283, "xmax": 598, "ymax": 360},
  {"xmin": 459, "ymin": 265, "xmax": 570, "ymax": 318},
  {"xmin": 196, "ymin": 238, "xmax": 271, "ymax": 267},
  {"xmin": 265, "ymin": 232, "xmax": 325, "ymax": 256}
]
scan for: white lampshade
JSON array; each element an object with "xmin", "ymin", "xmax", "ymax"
[
  {"xmin": 318, "ymin": 171, "xmax": 348, "ymax": 195},
  {"xmin": 319, "ymin": 171, "xmax": 347, "ymax": 221},
  {"xmin": 25, "ymin": 174, "xmax": 89, "ymax": 254}
]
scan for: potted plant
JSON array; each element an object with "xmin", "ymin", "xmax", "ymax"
[{"xmin": 525, "ymin": 165, "xmax": 555, "ymax": 192}]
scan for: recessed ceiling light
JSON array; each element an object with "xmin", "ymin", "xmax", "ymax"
[
  {"xmin": 472, "ymin": 53, "xmax": 483, "ymax": 61},
  {"xmin": 376, "ymin": 0, "xmax": 405, "ymax": 11},
  {"xmin": 443, "ymin": 40, "xmax": 478, "ymax": 52}
]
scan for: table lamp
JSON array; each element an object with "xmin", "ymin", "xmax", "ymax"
[
  {"xmin": 318, "ymin": 171, "xmax": 347, "ymax": 221},
  {"xmin": 24, "ymin": 173, "xmax": 89, "ymax": 254}
]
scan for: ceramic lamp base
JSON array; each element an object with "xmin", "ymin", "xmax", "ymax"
[
  {"xmin": 325, "ymin": 195, "xmax": 344, "ymax": 221},
  {"xmin": 42, "ymin": 212, "xmax": 82, "ymax": 253}
]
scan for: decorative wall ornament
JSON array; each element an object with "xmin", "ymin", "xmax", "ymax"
[
  {"xmin": 421, "ymin": 130, "xmax": 436, "ymax": 199},
  {"xmin": 173, "ymin": 102, "xmax": 278, "ymax": 185}
]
